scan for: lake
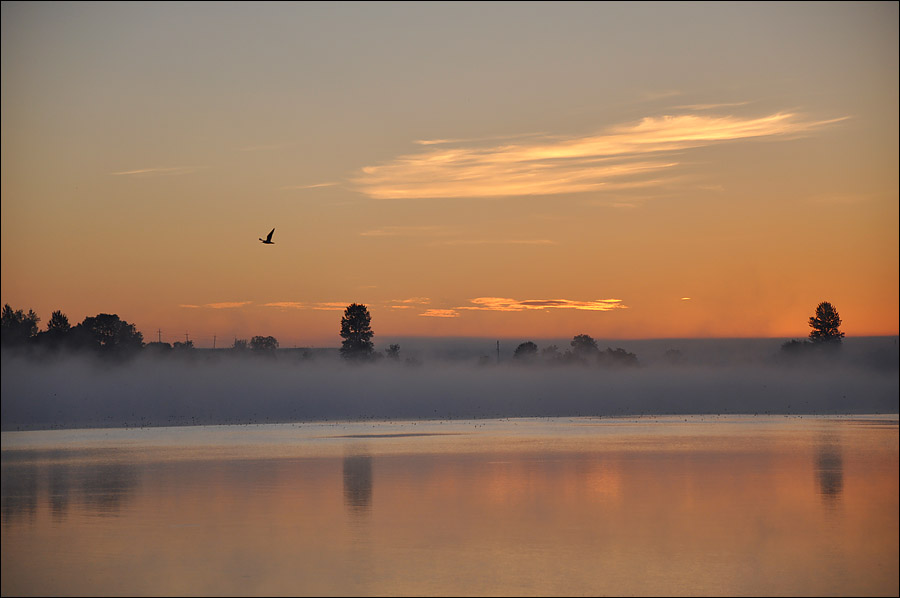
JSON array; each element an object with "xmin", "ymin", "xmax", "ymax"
[{"xmin": 2, "ymin": 415, "xmax": 897, "ymax": 596}]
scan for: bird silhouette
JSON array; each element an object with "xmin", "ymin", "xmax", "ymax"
[{"xmin": 259, "ymin": 228, "xmax": 275, "ymax": 244}]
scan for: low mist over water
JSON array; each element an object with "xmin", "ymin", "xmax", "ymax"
[{"xmin": 2, "ymin": 337, "xmax": 897, "ymax": 431}]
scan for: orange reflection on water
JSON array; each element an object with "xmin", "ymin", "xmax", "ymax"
[{"xmin": 1, "ymin": 416, "xmax": 897, "ymax": 596}]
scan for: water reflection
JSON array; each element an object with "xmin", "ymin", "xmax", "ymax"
[
  {"xmin": 1, "ymin": 452, "xmax": 138, "ymax": 524},
  {"xmin": 1, "ymin": 462, "xmax": 38, "ymax": 525},
  {"xmin": 78, "ymin": 463, "xmax": 137, "ymax": 515},
  {"xmin": 1, "ymin": 417, "xmax": 896, "ymax": 597},
  {"xmin": 816, "ymin": 434, "xmax": 844, "ymax": 504},
  {"xmin": 48, "ymin": 463, "xmax": 71, "ymax": 521},
  {"xmin": 342, "ymin": 453, "xmax": 373, "ymax": 514}
]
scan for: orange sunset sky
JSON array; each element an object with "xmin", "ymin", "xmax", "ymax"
[{"xmin": 2, "ymin": 2, "xmax": 898, "ymax": 347}]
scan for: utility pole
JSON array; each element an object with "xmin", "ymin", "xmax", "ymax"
[
  {"xmin": 213, "ymin": 335, "xmax": 216, "ymax": 349},
  {"xmin": 497, "ymin": 340, "xmax": 500, "ymax": 364},
  {"xmin": 157, "ymin": 329, "xmax": 161, "ymax": 343}
]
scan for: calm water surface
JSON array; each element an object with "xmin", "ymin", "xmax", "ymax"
[{"xmin": 2, "ymin": 415, "xmax": 897, "ymax": 596}]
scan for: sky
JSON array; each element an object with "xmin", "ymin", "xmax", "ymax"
[{"xmin": 2, "ymin": 1, "xmax": 897, "ymax": 348}]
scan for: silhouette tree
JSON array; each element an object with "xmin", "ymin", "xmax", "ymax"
[
  {"xmin": 567, "ymin": 334, "xmax": 600, "ymax": 363},
  {"xmin": 384, "ymin": 344, "xmax": 401, "ymax": 361},
  {"xmin": 808, "ymin": 301, "xmax": 844, "ymax": 344},
  {"xmin": 145, "ymin": 341, "xmax": 173, "ymax": 355},
  {"xmin": 513, "ymin": 341, "xmax": 539, "ymax": 361},
  {"xmin": 47, "ymin": 310, "xmax": 70, "ymax": 334},
  {"xmin": 1, "ymin": 304, "xmax": 40, "ymax": 347},
  {"xmin": 541, "ymin": 344, "xmax": 561, "ymax": 363},
  {"xmin": 72, "ymin": 313, "xmax": 143, "ymax": 355},
  {"xmin": 599, "ymin": 347, "xmax": 640, "ymax": 367},
  {"xmin": 663, "ymin": 348, "xmax": 683, "ymax": 365},
  {"xmin": 35, "ymin": 309, "xmax": 72, "ymax": 351},
  {"xmin": 232, "ymin": 338, "xmax": 249, "ymax": 351},
  {"xmin": 340, "ymin": 303, "xmax": 375, "ymax": 361},
  {"xmin": 250, "ymin": 335, "xmax": 279, "ymax": 352}
]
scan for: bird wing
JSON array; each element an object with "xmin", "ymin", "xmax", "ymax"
[{"xmin": 266, "ymin": 228, "xmax": 275, "ymax": 242}]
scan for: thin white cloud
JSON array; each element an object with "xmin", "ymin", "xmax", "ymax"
[
  {"xmin": 392, "ymin": 298, "xmax": 430, "ymax": 310},
  {"xmin": 180, "ymin": 301, "xmax": 252, "ymax": 309},
  {"xmin": 392, "ymin": 297, "xmax": 431, "ymax": 305},
  {"xmin": 415, "ymin": 131, "xmax": 549, "ymax": 146},
  {"xmin": 640, "ymin": 90, "xmax": 684, "ymax": 102},
  {"xmin": 263, "ymin": 301, "xmax": 349, "ymax": 311},
  {"xmin": 236, "ymin": 142, "xmax": 294, "ymax": 152},
  {"xmin": 111, "ymin": 166, "xmax": 200, "ymax": 176},
  {"xmin": 680, "ymin": 297, "xmax": 692, "ymax": 301},
  {"xmin": 263, "ymin": 302, "xmax": 306, "ymax": 309},
  {"xmin": 807, "ymin": 193, "xmax": 877, "ymax": 205},
  {"xmin": 353, "ymin": 111, "xmax": 846, "ymax": 199},
  {"xmin": 436, "ymin": 239, "xmax": 557, "ymax": 246},
  {"xmin": 207, "ymin": 301, "xmax": 253, "ymax": 309},
  {"xmin": 419, "ymin": 309, "xmax": 460, "ymax": 318},
  {"xmin": 675, "ymin": 101, "xmax": 752, "ymax": 111},
  {"xmin": 360, "ymin": 225, "xmax": 450, "ymax": 237},
  {"xmin": 457, "ymin": 297, "xmax": 628, "ymax": 312},
  {"xmin": 311, "ymin": 302, "xmax": 351, "ymax": 311},
  {"xmin": 280, "ymin": 182, "xmax": 339, "ymax": 190}
]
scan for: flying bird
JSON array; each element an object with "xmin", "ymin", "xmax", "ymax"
[{"xmin": 259, "ymin": 228, "xmax": 275, "ymax": 244}]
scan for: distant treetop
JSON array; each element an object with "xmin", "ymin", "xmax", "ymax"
[
  {"xmin": 808, "ymin": 301, "xmax": 844, "ymax": 344},
  {"xmin": 340, "ymin": 303, "xmax": 375, "ymax": 361}
]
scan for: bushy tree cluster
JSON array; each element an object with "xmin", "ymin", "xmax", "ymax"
[
  {"xmin": 513, "ymin": 334, "xmax": 639, "ymax": 367},
  {"xmin": 2, "ymin": 304, "xmax": 143, "ymax": 358}
]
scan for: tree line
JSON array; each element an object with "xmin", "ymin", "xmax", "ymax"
[
  {"xmin": 1, "ymin": 300, "xmax": 845, "ymax": 364},
  {"xmin": 0, "ymin": 305, "xmax": 283, "ymax": 359},
  {"xmin": 509, "ymin": 335, "xmax": 639, "ymax": 367}
]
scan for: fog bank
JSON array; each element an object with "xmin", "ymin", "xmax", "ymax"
[{"xmin": 2, "ymin": 338, "xmax": 897, "ymax": 431}]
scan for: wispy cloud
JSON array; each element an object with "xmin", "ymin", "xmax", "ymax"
[
  {"xmin": 436, "ymin": 239, "xmax": 557, "ymax": 246},
  {"xmin": 415, "ymin": 132, "xmax": 548, "ymax": 146},
  {"xmin": 391, "ymin": 297, "xmax": 431, "ymax": 310},
  {"xmin": 353, "ymin": 111, "xmax": 846, "ymax": 199},
  {"xmin": 236, "ymin": 142, "xmax": 294, "ymax": 152},
  {"xmin": 180, "ymin": 301, "xmax": 252, "ymax": 309},
  {"xmin": 360, "ymin": 225, "xmax": 450, "ymax": 237},
  {"xmin": 457, "ymin": 297, "xmax": 628, "ymax": 312},
  {"xmin": 807, "ymin": 192, "xmax": 877, "ymax": 205},
  {"xmin": 640, "ymin": 90, "xmax": 684, "ymax": 102},
  {"xmin": 111, "ymin": 166, "xmax": 201, "ymax": 177},
  {"xmin": 419, "ymin": 309, "xmax": 460, "ymax": 318},
  {"xmin": 311, "ymin": 302, "xmax": 349, "ymax": 311},
  {"xmin": 280, "ymin": 182, "xmax": 339, "ymax": 190},
  {"xmin": 207, "ymin": 301, "xmax": 253, "ymax": 309},
  {"xmin": 263, "ymin": 301, "xmax": 349, "ymax": 311},
  {"xmin": 675, "ymin": 101, "xmax": 752, "ymax": 111},
  {"xmin": 263, "ymin": 302, "xmax": 306, "ymax": 309}
]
